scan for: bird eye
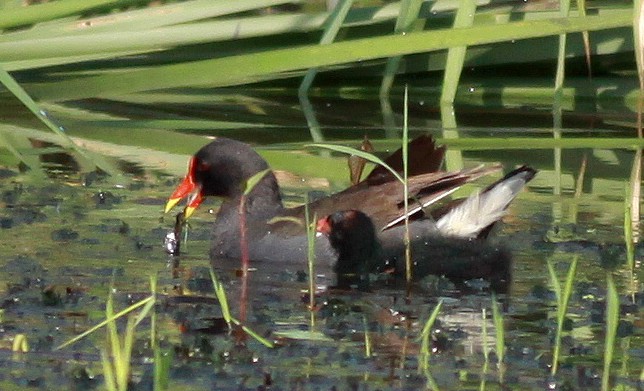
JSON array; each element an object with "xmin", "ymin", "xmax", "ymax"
[{"xmin": 197, "ymin": 160, "xmax": 210, "ymax": 171}]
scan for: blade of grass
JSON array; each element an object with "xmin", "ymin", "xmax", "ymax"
[
  {"xmin": 480, "ymin": 308, "xmax": 489, "ymax": 391},
  {"xmin": 230, "ymin": 318, "xmax": 274, "ymax": 348},
  {"xmin": 209, "ymin": 269, "xmax": 232, "ymax": 326},
  {"xmin": 379, "ymin": 0, "xmax": 425, "ymax": 98},
  {"xmin": 417, "ymin": 300, "xmax": 443, "ymax": 373},
  {"xmin": 402, "ymin": 86, "xmax": 412, "ymax": 288},
  {"xmin": 363, "ymin": 315, "xmax": 372, "ymax": 358},
  {"xmin": 440, "ymin": 0, "xmax": 477, "ymax": 105},
  {"xmin": 0, "ymin": 0, "xmax": 132, "ymax": 30},
  {"xmin": 55, "ymin": 295, "xmax": 154, "ymax": 350},
  {"xmin": 554, "ymin": 0, "xmax": 573, "ymax": 102},
  {"xmin": 577, "ymin": 0, "xmax": 593, "ymax": 78},
  {"xmin": 149, "ymin": 275, "xmax": 157, "ymax": 350},
  {"xmin": 304, "ymin": 198, "xmax": 316, "ymax": 328},
  {"xmin": 625, "ymin": 204, "xmax": 635, "ymax": 271},
  {"xmin": 243, "ymin": 168, "xmax": 271, "ymax": 196},
  {"xmin": 634, "ymin": 0, "xmax": 644, "ymax": 137},
  {"xmin": 28, "ymin": 12, "xmax": 632, "ymax": 102},
  {"xmin": 0, "ymin": 65, "xmax": 121, "ymax": 176},
  {"xmin": 628, "ymin": 149, "xmax": 641, "ymax": 243},
  {"xmin": 2, "ymin": 0, "xmax": 303, "ymax": 39},
  {"xmin": 307, "ymin": 144, "xmax": 404, "ymax": 183},
  {"xmin": 153, "ymin": 345, "xmax": 172, "ymax": 391},
  {"xmin": 601, "ymin": 274, "xmax": 619, "ymax": 391},
  {"xmin": 547, "ymin": 256, "xmax": 578, "ymax": 375},
  {"xmin": 101, "ymin": 350, "xmax": 117, "ymax": 391},
  {"xmin": 11, "ymin": 334, "xmax": 28, "ymax": 353},
  {"xmin": 491, "ymin": 294, "xmax": 505, "ymax": 383},
  {"xmin": 209, "ymin": 269, "xmax": 273, "ymax": 347},
  {"xmin": 299, "ymin": 0, "xmax": 354, "ymax": 95},
  {"xmin": 105, "ymin": 290, "xmax": 122, "ymax": 373},
  {"xmin": 118, "ymin": 317, "xmax": 136, "ymax": 390}
]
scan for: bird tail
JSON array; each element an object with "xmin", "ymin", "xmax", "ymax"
[{"xmin": 434, "ymin": 166, "xmax": 536, "ymax": 238}]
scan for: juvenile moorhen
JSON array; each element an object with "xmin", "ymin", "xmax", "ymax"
[
  {"xmin": 316, "ymin": 165, "xmax": 536, "ymax": 290},
  {"xmin": 165, "ymin": 136, "xmax": 535, "ymax": 279}
]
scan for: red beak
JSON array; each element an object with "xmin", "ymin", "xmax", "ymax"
[{"xmin": 165, "ymin": 157, "xmax": 204, "ymax": 218}]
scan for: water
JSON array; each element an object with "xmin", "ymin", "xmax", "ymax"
[{"xmin": 0, "ymin": 87, "xmax": 641, "ymax": 390}]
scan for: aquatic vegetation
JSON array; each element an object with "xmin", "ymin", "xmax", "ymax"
[
  {"xmin": 418, "ymin": 300, "xmax": 443, "ymax": 373},
  {"xmin": 153, "ymin": 344, "xmax": 172, "ymax": 391},
  {"xmin": 304, "ymin": 199, "xmax": 317, "ymax": 328},
  {"xmin": 209, "ymin": 269, "xmax": 274, "ymax": 349},
  {"xmin": 602, "ymin": 274, "xmax": 620, "ymax": 391},
  {"xmin": 491, "ymin": 294, "xmax": 505, "ymax": 384},
  {"xmin": 11, "ymin": 333, "xmax": 28, "ymax": 353},
  {"xmin": 547, "ymin": 256, "xmax": 578, "ymax": 375}
]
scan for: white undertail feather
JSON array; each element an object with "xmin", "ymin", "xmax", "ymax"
[{"xmin": 435, "ymin": 172, "xmax": 529, "ymax": 238}]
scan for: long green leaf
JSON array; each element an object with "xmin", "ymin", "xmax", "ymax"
[
  {"xmin": 1, "ymin": 0, "xmax": 302, "ymax": 40},
  {"xmin": 0, "ymin": 65, "xmax": 121, "ymax": 175},
  {"xmin": 55, "ymin": 295, "xmax": 154, "ymax": 350},
  {"xmin": 299, "ymin": 0, "xmax": 354, "ymax": 94},
  {"xmin": 27, "ymin": 12, "xmax": 632, "ymax": 101},
  {"xmin": 380, "ymin": 0, "xmax": 425, "ymax": 97},
  {"xmin": 635, "ymin": 0, "xmax": 644, "ymax": 136},
  {"xmin": 602, "ymin": 274, "xmax": 619, "ymax": 391},
  {"xmin": 307, "ymin": 143, "xmax": 404, "ymax": 184},
  {"xmin": 418, "ymin": 300, "xmax": 443, "ymax": 373},
  {"xmin": 0, "ymin": 0, "xmax": 131, "ymax": 30},
  {"xmin": 441, "ymin": 0, "xmax": 477, "ymax": 105},
  {"xmin": 548, "ymin": 257, "xmax": 578, "ymax": 375},
  {"xmin": 554, "ymin": 0, "xmax": 573, "ymax": 101},
  {"xmin": 243, "ymin": 168, "xmax": 271, "ymax": 196}
]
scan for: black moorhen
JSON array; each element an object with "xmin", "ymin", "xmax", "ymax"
[
  {"xmin": 316, "ymin": 164, "xmax": 536, "ymax": 290},
  {"xmin": 315, "ymin": 209, "xmax": 381, "ymax": 289},
  {"xmin": 165, "ymin": 136, "xmax": 535, "ymax": 279}
]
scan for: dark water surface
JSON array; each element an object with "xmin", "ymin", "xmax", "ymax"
[{"xmin": 0, "ymin": 87, "xmax": 642, "ymax": 390}]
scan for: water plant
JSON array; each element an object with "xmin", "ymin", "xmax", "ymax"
[
  {"xmin": 401, "ymin": 86, "xmax": 411, "ymax": 288},
  {"xmin": 153, "ymin": 344, "xmax": 172, "ymax": 391},
  {"xmin": 490, "ymin": 294, "xmax": 505, "ymax": 384},
  {"xmin": 209, "ymin": 269, "xmax": 232, "ymax": 327},
  {"xmin": 480, "ymin": 308, "xmax": 489, "ymax": 391},
  {"xmin": 304, "ymin": 199, "xmax": 317, "ymax": 328},
  {"xmin": 634, "ymin": 0, "xmax": 644, "ymax": 136},
  {"xmin": 417, "ymin": 300, "xmax": 443, "ymax": 373},
  {"xmin": 208, "ymin": 269, "xmax": 274, "ymax": 348},
  {"xmin": 546, "ymin": 256, "xmax": 578, "ymax": 375},
  {"xmin": 239, "ymin": 168, "xmax": 271, "ymax": 275},
  {"xmin": 1, "ymin": 2, "xmax": 634, "ymax": 103},
  {"xmin": 51, "ymin": 275, "xmax": 155, "ymax": 390},
  {"xmin": 602, "ymin": 274, "xmax": 620, "ymax": 391},
  {"xmin": 238, "ymin": 168, "xmax": 271, "ymax": 323},
  {"xmin": 11, "ymin": 333, "xmax": 28, "ymax": 353},
  {"xmin": 363, "ymin": 315, "xmax": 372, "ymax": 358}
]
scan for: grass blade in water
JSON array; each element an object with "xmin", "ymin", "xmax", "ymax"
[
  {"xmin": 491, "ymin": 294, "xmax": 505, "ymax": 383},
  {"xmin": 417, "ymin": 300, "xmax": 443, "ymax": 373},
  {"xmin": 547, "ymin": 256, "xmax": 578, "ymax": 375},
  {"xmin": 602, "ymin": 274, "xmax": 619, "ymax": 391}
]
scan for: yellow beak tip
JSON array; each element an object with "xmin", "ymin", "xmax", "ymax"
[
  {"xmin": 164, "ymin": 198, "xmax": 181, "ymax": 214},
  {"xmin": 184, "ymin": 206, "xmax": 196, "ymax": 219}
]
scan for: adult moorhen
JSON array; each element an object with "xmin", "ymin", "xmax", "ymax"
[
  {"xmin": 317, "ymin": 164, "xmax": 536, "ymax": 290},
  {"xmin": 165, "ymin": 136, "xmax": 535, "ymax": 283}
]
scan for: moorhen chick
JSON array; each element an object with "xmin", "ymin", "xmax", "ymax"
[
  {"xmin": 165, "ymin": 136, "xmax": 535, "ymax": 281},
  {"xmin": 316, "ymin": 165, "xmax": 536, "ymax": 290}
]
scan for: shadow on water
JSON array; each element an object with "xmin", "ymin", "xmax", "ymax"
[{"xmin": 0, "ymin": 86, "xmax": 641, "ymax": 390}]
